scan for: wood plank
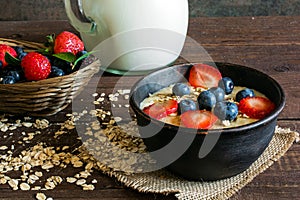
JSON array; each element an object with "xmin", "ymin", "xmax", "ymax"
[
  {"xmin": 0, "ymin": 21, "xmax": 76, "ymax": 42},
  {"xmin": 232, "ymin": 120, "xmax": 300, "ymax": 200},
  {"xmin": 188, "ymin": 16, "xmax": 300, "ymax": 46}
]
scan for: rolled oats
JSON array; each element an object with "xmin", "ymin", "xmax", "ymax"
[
  {"xmin": 1, "ymin": 125, "xmax": 8, "ymax": 132},
  {"xmin": 35, "ymin": 171, "xmax": 43, "ymax": 177},
  {"xmin": 114, "ymin": 117, "xmax": 122, "ymax": 123},
  {"xmin": 82, "ymin": 184, "xmax": 95, "ymax": 191},
  {"xmin": 34, "ymin": 119, "xmax": 49, "ymax": 129},
  {"xmin": 32, "ymin": 186, "xmax": 42, "ymax": 191},
  {"xmin": 79, "ymin": 171, "xmax": 91, "ymax": 178},
  {"xmin": 66, "ymin": 177, "xmax": 77, "ymax": 183},
  {"xmin": 0, "ymin": 178, "xmax": 7, "ymax": 184},
  {"xmin": 62, "ymin": 146, "xmax": 69, "ymax": 151},
  {"xmin": 76, "ymin": 179, "xmax": 86, "ymax": 186},
  {"xmin": 91, "ymin": 179, "xmax": 97, "ymax": 184},
  {"xmin": 45, "ymin": 181, "xmax": 56, "ymax": 190},
  {"xmin": 0, "ymin": 88, "xmax": 152, "ymax": 195},
  {"xmin": 8, "ymin": 179, "xmax": 18, "ymax": 190},
  {"xmin": 85, "ymin": 162, "xmax": 94, "ymax": 171},
  {"xmin": 20, "ymin": 182, "xmax": 30, "ymax": 191},
  {"xmin": 36, "ymin": 193, "xmax": 47, "ymax": 200},
  {"xmin": 73, "ymin": 161, "xmax": 83, "ymax": 168},
  {"xmin": 41, "ymin": 162, "xmax": 54, "ymax": 170},
  {"xmin": 51, "ymin": 176, "xmax": 63, "ymax": 185},
  {"xmin": 0, "ymin": 146, "xmax": 8, "ymax": 150},
  {"xmin": 92, "ymin": 93, "xmax": 99, "ymax": 97}
]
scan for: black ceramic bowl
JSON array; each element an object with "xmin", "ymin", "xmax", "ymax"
[{"xmin": 129, "ymin": 62, "xmax": 285, "ymax": 181}]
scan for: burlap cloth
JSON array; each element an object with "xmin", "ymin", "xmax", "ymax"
[{"xmin": 87, "ymin": 126, "xmax": 298, "ymax": 200}]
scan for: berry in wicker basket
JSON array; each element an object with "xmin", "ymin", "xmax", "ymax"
[{"xmin": 0, "ymin": 36, "xmax": 100, "ymax": 117}]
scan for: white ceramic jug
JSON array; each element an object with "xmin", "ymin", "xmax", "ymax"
[{"xmin": 64, "ymin": 0, "xmax": 189, "ymax": 75}]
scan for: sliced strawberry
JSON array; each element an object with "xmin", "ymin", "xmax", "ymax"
[
  {"xmin": 0, "ymin": 44, "xmax": 17, "ymax": 67},
  {"xmin": 180, "ymin": 110, "xmax": 218, "ymax": 129},
  {"xmin": 238, "ymin": 96, "xmax": 276, "ymax": 119},
  {"xmin": 189, "ymin": 64, "xmax": 222, "ymax": 88},
  {"xmin": 143, "ymin": 99, "xmax": 178, "ymax": 120}
]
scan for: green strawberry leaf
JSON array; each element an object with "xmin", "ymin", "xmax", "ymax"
[
  {"xmin": 5, "ymin": 52, "xmax": 21, "ymax": 66},
  {"xmin": 37, "ymin": 48, "xmax": 52, "ymax": 56},
  {"xmin": 52, "ymin": 52, "xmax": 77, "ymax": 63},
  {"xmin": 37, "ymin": 33, "xmax": 55, "ymax": 55},
  {"xmin": 46, "ymin": 34, "xmax": 55, "ymax": 45}
]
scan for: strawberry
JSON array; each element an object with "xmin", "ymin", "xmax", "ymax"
[
  {"xmin": 143, "ymin": 99, "xmax": 178, "ymax": 120},
  {"xmin": 238, "ymin": 96, "xmax": 276, "ymax": 119},
  {"xmin": 189, "ymin": 64, "xmax": 222, "ymax": 88},
  {"xmin": 181, "ymin": 110, "xmax": 218, "ymax": 129},
  {"xmin": 21, "ymin": 52, "xmax": 51, "ymax": 81},
  {"xmin": 0, "ymin": 44, "xmax": 17, "ymax": 67},
  {"xmin": 54, "ymin": 31, "xmax": 84, "ymax": 55}
]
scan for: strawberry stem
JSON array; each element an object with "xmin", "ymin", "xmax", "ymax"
[{"xmin": 72, "ymin": 51, "xmax": 94, "ymax": 70}]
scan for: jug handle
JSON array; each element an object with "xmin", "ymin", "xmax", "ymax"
[{"xmin": 64, "ymin": 0, "xmax": 97, "ymax": 34}]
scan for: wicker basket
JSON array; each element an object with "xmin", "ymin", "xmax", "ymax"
[{"xmin": 0, "ymin": 38, "xmax": 100, "ymax": 116}]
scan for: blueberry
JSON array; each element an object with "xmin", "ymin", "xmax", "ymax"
[
  {"xmin": 13, "ymin": 46, "xmax": 24, "ymax": 55},
  {"xmin": 2, "ymin": 76, "xmax": 16, "ymax": 84},
  {"xmin": 50, "ymin": 57, "xmax": 72, "ymax": 74},
  {"xmin": 197, "ymin": 90, "xmax": 217, "ymax": 111},
  {"xmin": 76, "ymin": 50, "xmax": 88, "ymax": 58},
  {"xmin": 236, "ymin": 88, "xmax": 255, "ymax": 102},
  {"xmin": 178, "ymin": 99, "xmax": 197, "ymax": 114},
  {"xmin": 172, "ymin": 83, "xmax": 190, "ymax": 96},
  {"xmin": 50, "ymin": 57, "xmax": 61, "ymax": 66},
  {"xmin": 7, "ymin": 70, "xmax": 21, "ymax": 82},
  {"xmin": 209, "ymin": 87, "xmax": 225, "ymax": 102},
  {"xmin": 213, "ymin": 101, "xmax": 238, "ymax": 121},
  {"xmin": 8, "ymin": 65, "xmax": 23, "ymax": 72},
  {"xmin": 0, "ymin": 61, "xmax": 3, "ymax": 69},
  {"xmin": 50, "ymin": 66, "xmax": 65, "ymax": 77},
  {"xmin": 18, "ymin": 52, "xmax": 27, "ymax": 60},
  {"xmin": 219, "ymin": 77, "xmax": 234, "ymax": 95}
]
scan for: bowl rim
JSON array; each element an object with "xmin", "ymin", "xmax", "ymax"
[{"xmin": 129, "ymin": 62, "xmax": 286, "ymax": 135}]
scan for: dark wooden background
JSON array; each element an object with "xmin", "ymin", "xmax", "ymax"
[
  {"xmin": 1, "ymin": 0, "xmax": 300, "ymax": 21},
  {"xmin": 0, "ymin": 1, "xmax": 299, "ymax": 199},
  {"xmin": 0, "ymin": 17, "xmax": 299, "ymax": 199}
]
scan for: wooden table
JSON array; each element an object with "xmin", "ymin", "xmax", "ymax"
[{"xmin": 0, "ymin": 16, "xmax": 299, "ymax": 199}]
